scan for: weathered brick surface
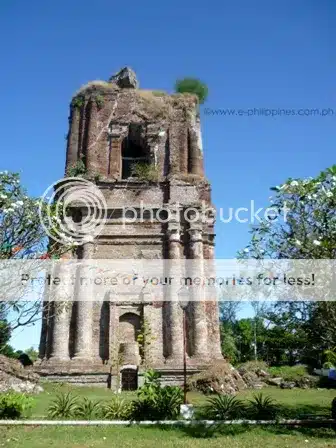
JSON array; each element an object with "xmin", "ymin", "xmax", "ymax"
[{"xmin": 38, "ymin": 69, "xmax": 222, "ymax": 387}]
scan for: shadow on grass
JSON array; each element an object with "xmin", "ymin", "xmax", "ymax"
[
  {"xmin": 277, "ymin": 403, "xmax": 331, "ymax": 419},
  {"xmin": 180, "ymin": 423, "xmax": 251, "ymax": 439},
  {"xmin": 142, "ymin": 423, "xmax": 253, "ymax": 439},
  {"xmin": 195, "ymin": 399, "xmax": 332, "ymax": 421},
  {"xmin": 143, "ymin": 422, "xmax": 336, "ymax": 440},
  {"xmin": 140, "ymin": 422, "xmax": 251, "ymax": 439},
  {"xmin": 178, "ymin": 423, "xmax": 336, "ymax": 440},
  {"xmin": 264, "ymin": 425, "xmax": 336, "ymax": 440}
]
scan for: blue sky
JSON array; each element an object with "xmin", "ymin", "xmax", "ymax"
[{"xmin": 1, "ymin": 0, "xmax": 335, "ymax": 350}]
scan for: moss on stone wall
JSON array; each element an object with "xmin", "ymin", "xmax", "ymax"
[
  {"xmin": 71, "ymin": 81, "xmax": 198, "ymax": 119},
  {"xmin": 72, "ymin": 80, "xmax": 119, "ymax": 99}
]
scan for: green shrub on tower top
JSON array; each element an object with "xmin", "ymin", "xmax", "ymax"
[{"xmin": 175, "ymin": 78, "xmax": 208, "ymax": 104}]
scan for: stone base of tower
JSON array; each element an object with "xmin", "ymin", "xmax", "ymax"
[
  {"xmin": 34, "ymin": 359, "xmax": 215, "ymax": 390},
  {"xmin": 35, "ymin": 359, "xmax": 110, "ymax": 387}
]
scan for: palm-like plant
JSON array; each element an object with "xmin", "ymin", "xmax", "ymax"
[
  {"xmin": 205, "ymin": 394, "xmax": 246, "ymax": 420},
  {"xmin": 102, "ymin": 396, "xmax": 133, "ymax": 420},
  {"xmin": 247, "ymin": 393, "xmax": 278, "ymax": 420},
  {"xmin": 153, "ymin": 386, "xmax": 184, "ymax": 420},
  {"xmin": 74, "ymin": 397, "xmax": 101, "ymax": 420},
  {"xmin": 48, "ymin": 392, "xmax": 78, "ymax": 419},
  {"xmin": 131, "ymin": 385, "xmax": 183, "ymax": 421}
]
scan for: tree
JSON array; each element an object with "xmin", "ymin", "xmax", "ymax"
[
  {"xmin": 24, "ymin": 346, "xmax": 39, "ymax": 362},
  {"xmin": 219, "ymin": 300, "xmax": 241, "ymax": 323},
  {"xmin": 0, "ymin": 302, "xmax": 10, "ymax": 343},
  {"xmin": 220, "ymin": 323, "xmax": 238, "ymax": 364},
  {"xmin": 0, "ymin": 344, "xmax": 18, "ymax": 358},
  {"xmin": 306, "ymin": 302, "xmax": 336, "ymax": 356},
  {"xmin": 238, "ymin": 165, "xmax": 336, "ymax": 260},
  {"xmin": 238, "ymin": 165, "xmax": 336, "ymax": 366},
  {"xmin": 219, "ymin": 300, "xmax": 241, "ymax": 364},
  {"xmin": 233, "ymin": 318, "xmax": 267, "ymax": 362},
  {"xmin": 251, "ymin": 301, "xmax": 270, "ymax": 361},
  {"xmin": 263, "ymin": 306, "xmax": 309, "ymax": 365},
  {"xmin": 220, "ymin": 300, "xmax": 270, "ymax": 364},
  {"xmin": 0, "ymin": 171, "xmax": 73, "ymax": 336},
  {"xmin": 0, "ymin": 304, "xmax": 12, "ymax": 356},
  {"xmin": 175, "ymin": 78, "xmax": 209, "ymax": 104}
]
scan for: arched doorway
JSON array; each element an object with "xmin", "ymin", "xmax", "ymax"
[{"xmin": 121, "ymin": 367, "xmax": 138, "ymax": 391}]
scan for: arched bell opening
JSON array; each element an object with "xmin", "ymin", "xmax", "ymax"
[
  {"xmin": 119, "ymin": 312, "xmax": 141, "ymax": 343},
  {"xmin": 121, "ymin": 123, "xmax": 150, "ymax": 179}
]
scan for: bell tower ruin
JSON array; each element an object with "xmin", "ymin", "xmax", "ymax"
[{"xmin": 38, "ymin": 68, "xmax": 222, "ymax": 388}]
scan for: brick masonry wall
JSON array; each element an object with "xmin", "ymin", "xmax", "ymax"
[{"xmin": 38, "ymin": 76, "xmax": 222, "ymax": 380}]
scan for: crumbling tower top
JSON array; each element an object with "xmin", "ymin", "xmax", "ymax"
[
  {"xmin": 66, "ymin": 68, "xmax": 206, "ymax": 185},
  {"xmin": 108, "ymin": 67, "xmax": 139, "ymax": 89}
]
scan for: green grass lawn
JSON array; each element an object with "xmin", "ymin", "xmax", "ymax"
[
  {"xmin": 1, "ymin": 425, "xmax": 336, "ymax": 448},
  {"xmin": 28, "ymin": 382, "xmax": 336, "ymax": 420},
  {"xmin": 1, "ymin": 384, "xmax": 335, "ymax": 447}
]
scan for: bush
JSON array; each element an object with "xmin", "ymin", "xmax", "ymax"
[
  {"xmin": 153, "ymin": 386, "xmax": 183, "ymax": 419},
  {"xmin": 48, "ymin": 392, "xmax": 78, "ymax": 419},
  {"xmin": 175, "ymin": 78, "xmax": 208, "ymax": 104},
  {"xmin": 267, "ymin": 365, "xmax": 318, "ymax": 389},
  {"xmin": 332, "ymin": 397, "xmax": 336, "ymax": 419},
  {"xmin": 323, "ymin": 362, "xmax": 334, "ymax": 369},
  {"xmin": 94, "ymin": 94, "xmax": 104, "ymax": 109},
  {"xmin": 74, "ymin": 397, "xmax": 101, "ymax": 420},
  {"xmin": 318, "ymin": 376, "xmax": 336, "ymax": 389},
  {"xmin": 0, "ymin": 392, "xmax": 34, "ymax": 419},
  {"xmin": 66, "ymin": 160, "xmax": 87, "ymax": 177},
  {"xmin": 130, "ymin": 369, "xmax": 183, "ymax": 420},
  {"xmin": 204, "ymin": 394, "xmax": 246, "ymax": 420},
  {"xmin": 101, "ymin": 396, "xmax": 133, "ymax": 420},
  {"xmin": 72, "ymin": 95, "xmax": 85, "ymax": 109},
  {"xmin": 17, "ymin": 353, "xmax": 33, "ymax": 367},
  {"xmin": 247, "ymin": 393, "xmax": 278, "ymax": 420},
  {"xmin": 239, "ymin": 361, "xmax": 269, "ymax": 373},
  {"xmin": 131, "ymin": 386, "xmax": 183, "ymax": 420},
  {"xmin": 268, "ymin": 365, "xmax": 308, "ymax": 381},
  {"xmin": 130, "ymin": 399, "xmax": 157, "ymax": 420},
  {"xmin": 323, "ymin": 349, "xmax": 336, "ymax": 366},
  {"xmin": 131, "ymin": 162, "xmax": 159, "ymax": 182},
  {"xmin": 137, "ymin": 369, "xmax": 161, "ymax": 400}
]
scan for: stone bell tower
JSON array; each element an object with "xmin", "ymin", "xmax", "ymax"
[{"xmin": 38, "ymin": 68, "xmax": 222, "ymax": 388}]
